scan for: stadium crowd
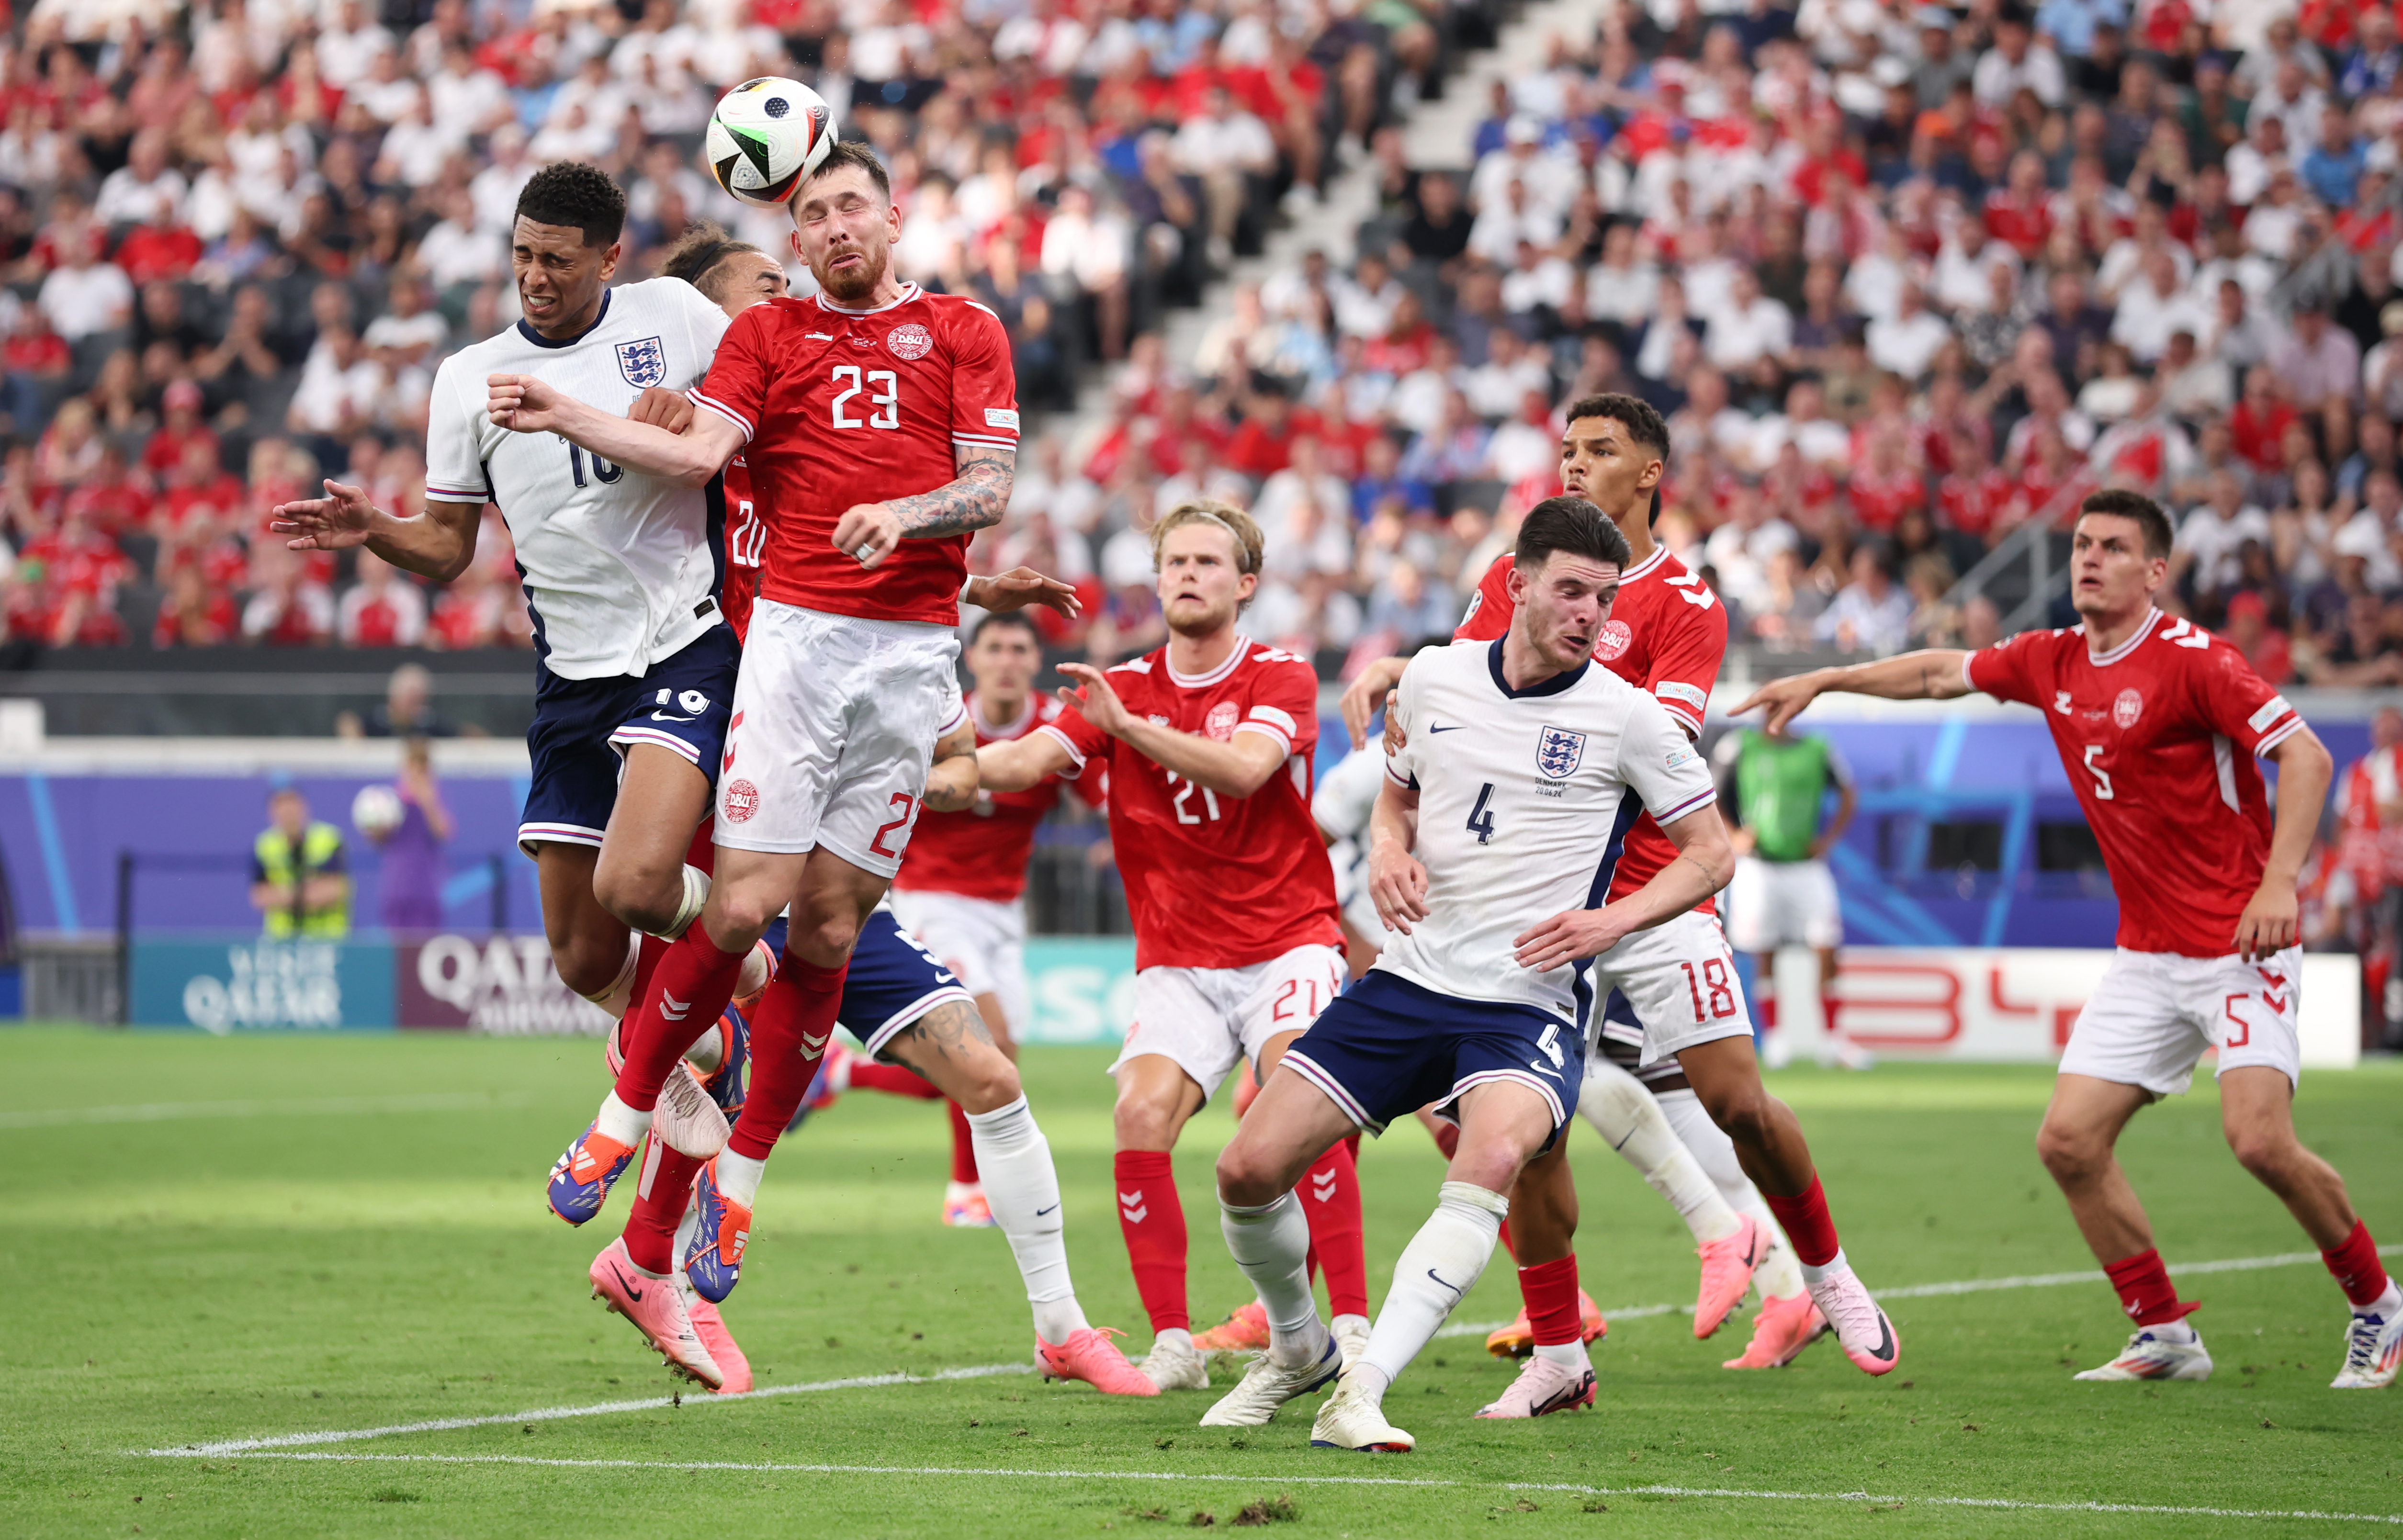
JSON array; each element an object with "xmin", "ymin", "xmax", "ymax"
[{"xmin": 0, "ymin": 0, "xmax": 2395, "ymax": 688}]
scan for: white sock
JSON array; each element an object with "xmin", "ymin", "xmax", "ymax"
[
  {"xmin": 1360, "ymin": 1181, "xmax": 1509, "ymax": 1387},
  {"xmin": 1533, "ymin": 1339, "xmax": 1591, "ymax": 1371},
  {"xmin": 2146, "ymin": 1318, "xmax": 2198, "ymax": 1343},
  {"xmin": 1580, "ymin": 1061, "xmax": 1741, "ymax": 1243},
  {"xmin": 968, "ymin": 1096, "xmax": 1090, "ymax": 1344},
  {"xmin": 2360, "ymin": 1281, "xmax": 2402, "ymax": 1318},
  {"xmin": 673, "ymin": 1192, "xmax": 701, "ymax": 1276},
  {"xmin": 714, "ymin": 1149, "xmax": 767, "ymax": 1209},
  {"xmin": 581, "ymin": 931, "xmax": 640, "ymax": 1018},
  {"xmin": 644, "ymin": 865, "xmax": 710, "ymax": 941},
  {"xmin": 1798, "ymin": 1246, "xmax": 1849, "ymax": 1289},
  {"xmin": 682, "ymin": 1023, "xmax": 725, "ymax": 1075},
  {"xmin": 1154, "ymin": 1326, "xmax": 1195, "ymax": 1354},
  {"xmin": 595, "ymin": 1090, "xmax": 649, "ymax": 1148},
  {"xmin": 1220, "ymin": 1189, "xmax": 1325, "ymax": 1366},
  {"xmin": 1656, "ymin": 1087, "xmax": 1806, "ymax": 1300}
]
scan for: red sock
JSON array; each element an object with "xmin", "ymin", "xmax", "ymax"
[
  {"xmin": 1301, "ymin": 1140, "xmax": 1369, "ymax": 1318},
  {"xmin": 2323, "ymin": 1220, "xmax": 2392, "ymax": 1308},
  {"xmin": 1760, "ymin": 992, "xmax": 1778, "ymax": 1031},
  {"xmin": 1761, "ymin": 1174, "xmax": 1841, "ymax": 1268},
  {"xmin": 630, "ymin": 932, "xmax": 671, "ymax": 1012},
  {"xmin": 622, "ymin": 1136, "xmax": 705, "ymax": 1274},
  {"xmin": 948, "ymin": 1100, "xmax": 980, "ymax": 1184},
  {"xmin": 1520, "ymin": 1255, "xmax": 1582, "ymax": 1347},
  {"xmin": 846, "ymin": 1061, "xmax": 943, "ymax": 1099},
  {"xmin": 2105, "ymin": 1247, "xmax": 2199, "ymax": 1326},
  {"xmin": 725, "ymin": 956, "xmax": 847, "ymax": 1161},
  {"xmin": 613, "ymin": 930, "xmax": 747, "ymax": 1112},
  {"xmin": 1431, "ymin": 1122, "xmax": 1460, "ymax": 1161},
  {"xmin": 1113, "ymin": 1149, "xmax": 1188, "ymax": 1333},
  {"xmin": 1820, "ymin": 992, "xmax": 1840, "ymax": 1036}
]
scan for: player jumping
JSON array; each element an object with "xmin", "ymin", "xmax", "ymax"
[
  {"xmin": 490, "ymin": 146, "xmax": 1151, "ymax": 1393},
  {"xmin": 1211, "ymin": 497, "xmax": 1736, "ymax": 1452},
  {"xmin": 1738, "ymin": 488, "xmax": 2399, "ymax": 1391},
  {"xmin": 974, "ymin": 502, "xmax": 1373, "ymax": 1400}
]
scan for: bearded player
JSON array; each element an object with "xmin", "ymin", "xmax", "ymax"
[
  {"xmin": 1347, "ymin": 397, "xmax": 1869, "ymax": 1412},
  {"xmin": 975, "ymin": 502, "xmax": 1373, "ymax": 1403},
  {"xmin": 487, "ymin": 146, "xmax": 1151, "ymax": 1394},
  {"xmin": 1739, "ymin": 489, "xmax": 2399, "ymax": 1391}
]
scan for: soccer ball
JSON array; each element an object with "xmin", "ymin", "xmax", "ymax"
[
  {"xmin": 351, "ymin": 784, "xmax": 404, "ymax": 838},
  {"xmin": 705, "ymin": 77, "xmax": 836, "ymax": 209}
]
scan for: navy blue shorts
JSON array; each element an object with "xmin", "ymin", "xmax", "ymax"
[
  {"xmin": 754, "ymin": 909, "xmax": 975, "ymax": 1061},
  {"xmin": 1281, "ymin": 970, "xmax": 1585, "ymax": 1142},
  {"xmin": 518, "ymin": 625, "xmax": 741, "ymax": 855}
]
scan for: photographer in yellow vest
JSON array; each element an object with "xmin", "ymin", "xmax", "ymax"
[{"xmin": 249, "ymin": 786, "xmax": 350, "ymax": 938}]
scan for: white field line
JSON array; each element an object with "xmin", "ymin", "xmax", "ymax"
[
  {"xmin": 145, "ymin": 1241, "xmax": 2403, "ymax": 1458},
  {"xmin": 0, "ymin": 1091, "xmax": 532, "ymax": 1130},
  {"xmin": 1430, "ymin": 1243, "xmax": 2403, "ymax": 1338},
  {"xmin": 133, "ymin": 1453, "xmax": 2403, "ymax": 1525},
  {"xmin": 151, "ymin": 1364, "xmax": 1035, "ymax": 1456}
]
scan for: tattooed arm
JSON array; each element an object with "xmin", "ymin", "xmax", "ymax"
[
  {"xmin": 922, "ymin": 719, "xmax": 981, "ymax": 813},
  {"xmin": 831, "ymin": 443, "xmax": 1015, "ymax": 569}
]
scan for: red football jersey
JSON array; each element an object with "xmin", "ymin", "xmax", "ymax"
[
  {"xmin": 719, "ymin": 449, "xmax": 764, "ymax": 642},
  {"xmin": 1964, "ymin": 608, "xmax": 2305, "ymax": 957},
  {"xmin": 1044, "ymin": 639, "xmax": 1343, "ymax": 970},
  {"xmin": 690, "ymin": 282, "xmax": 1019, "ymax": 627},
  {"xmin": 1453, "ymin": 544, "xmax": 1729, "ymax": 907},
  {"xmin": 895, "ymin": 691, "xmax": 1104, "ymax": 903}
]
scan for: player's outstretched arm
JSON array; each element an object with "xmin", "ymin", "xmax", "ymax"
[
  {"xmin": 1057, "ymin": 662, "xmax": 1288, "ymax": 797},
  {"xmin": 1514, "ymin": 805, "xmax": 1736, "ymax": 971},
  {"xmin": 1366, "ymin": 778, "xmax": 1429, "ymax": 934},
  {"xmin": 922, "ymin": 720, "xmax": 982, "ymax": 813},
  {"xmin": 976, "ymin": 726, "xmax": 1077, "ymax": 795},
  {"xmin": 1731, "ymin": 649, "xmax": 1974, "ymax": 734},
  {"xmin": 1340, "ymin": 655, "xmax": 1410, "ymax": 750},
  {"xmin": 270, "ymin": 482, "xmax": 485, "ymax": 583},
  {"xmin": 834, "ymin": 443, "xmax": 1015, "ymax": 570},
  {"xmin": 2236, "ymin": 725, "xmax": 2335, "ymax": 961},
  {"xmin": 486, "ymin": 372, "xmax": 742, "ymax": 487}
]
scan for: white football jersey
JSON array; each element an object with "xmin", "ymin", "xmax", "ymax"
[
  {"xmin": 1378, "ymin": 639, "xmax": 1719, "ymax": 1023},
  {"xmin": 426, "ymin": 277, "xmax": 733, "ymax": 680},
  {"xmin": 1311, "ymin": 745, "xmax": 1386, "ymax": 911}
]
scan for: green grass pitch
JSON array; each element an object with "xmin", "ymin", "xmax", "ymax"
[{"xmin": 2, "ymin": 1026, "xmax": 2398, "ymax": 1538}]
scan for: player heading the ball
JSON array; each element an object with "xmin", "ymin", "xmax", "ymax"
[{"xmin": 1737, "ymin": 488, "xmax": 2400, "ymax": 1392}]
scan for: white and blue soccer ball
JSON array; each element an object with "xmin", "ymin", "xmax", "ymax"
[{"xmin": 705, "ymin": 77, "xmax": 836, "ymax": 209}]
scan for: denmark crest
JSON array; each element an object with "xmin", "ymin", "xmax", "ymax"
[
  {"xmin": 1537, "ymin": 725, "xmax": 1586, "ymax": 779},
  {"xmin": 1594, "ymin": 618, "xmax": 1632, "ymax": 661},
  {"xmin": 887, "ymin": 322, "xmax": 935, "ymax": 360},
  {"xmin": 2113, "ymin": 688, "xmax": 2143, "ymax": 728},
  {"xmin": 615, "ymin": 336, "xmax": 668, "ymax": 388},
  {"xmin": 1205, "ymin": 700, "xmax": 1241, "ymax": 741}
]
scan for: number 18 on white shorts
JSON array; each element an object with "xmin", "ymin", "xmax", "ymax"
[
  {"xmin": 2058, "ymin": 945, "xmax": 2304, "ymax": 1096},
  {"xmin": 1109, "ymin": 944, "xmax": 1347, "ymax": 1101},
  {"xmin": 714, "ymin": 600, "xmax": 961, "ymax": 876}
]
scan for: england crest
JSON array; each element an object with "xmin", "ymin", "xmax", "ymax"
[
  {"xmin": 1537, "ymin": 725, "xmax": 1586, "ymax": 779},
  {"xmin": 615, "ymin": 336, "xmax": 668, "ymax": 388}
]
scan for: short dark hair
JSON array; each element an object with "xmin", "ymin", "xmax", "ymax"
[
  {"xmin": 969, "ymin": 610, "xmax": 1041, "ymax": 647},
  {"xmin": 1514, "ymin": 496, "xmax": 1633, "ymax": 576},
  {"xmin": 657, "ymin": 222, "xmax": 762, "ymax": 302},
  {"xmin": 513, "ymin": 162, "xmax": 626, "ymax": 248},
  {"xmin": 800, "ymin": 140, "xmax": 891, "ymax": 206},
  {"xmin": 2078, "ymin": 488, "xmax": 2174, "ymax": 560},
  {"xmin": 1563, "ymin": 393, "xmax": 1670, "ymax": 462}
]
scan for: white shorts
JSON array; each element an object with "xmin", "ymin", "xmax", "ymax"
[
  {"xmin": 1726, "ymin": 856, "xmax": 1843, "ymax": 953},
  {"xmin": 1587, "ymin": 908, "xmax": 1756, "ymax": 1067},
  {"xmin": 1110, "ymin": 943, "xmax": 1348, "ymax": 1102},
  {"xmin": 887, "ymin": 887, "xmax": 1029, "ymax": 1035},
  {"xmin": 2058, "ymin": 945, "xmax": 2303, "ymax": 1097},
  {"xmin": 714, "ymin": 601, "xmax": 961, "ymax": 875}
]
